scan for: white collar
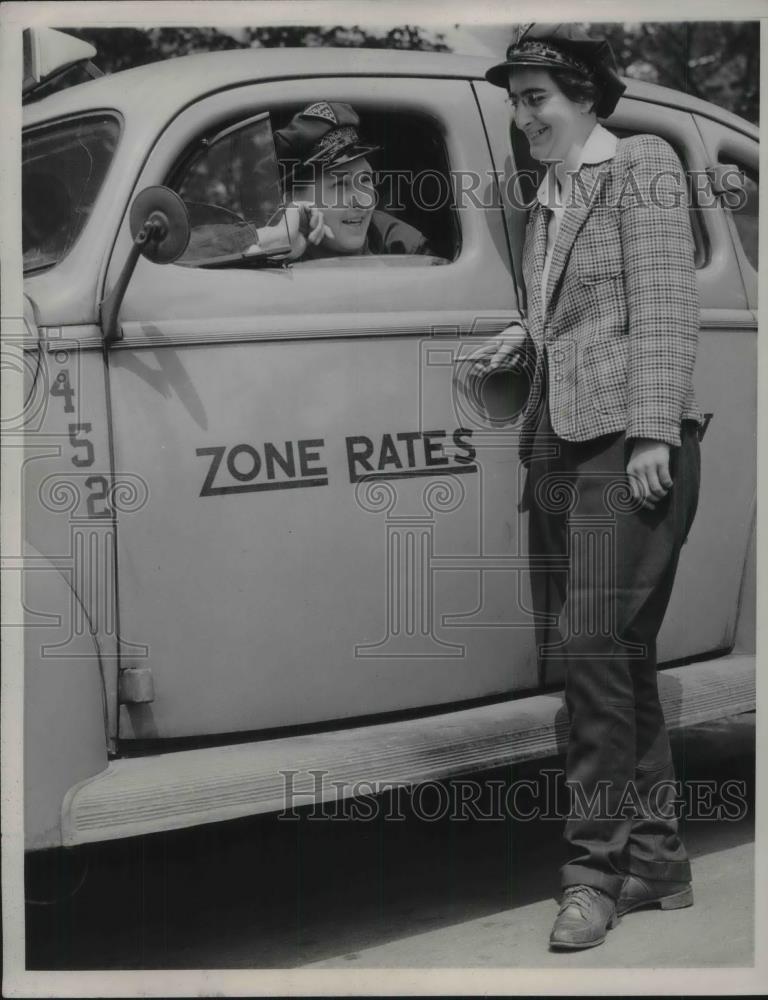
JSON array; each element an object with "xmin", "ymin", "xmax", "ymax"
[{"xmin": 536, "ymin": 123, "xmax": 618, "ymax": 209}]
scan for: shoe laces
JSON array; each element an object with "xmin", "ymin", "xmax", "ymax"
[{"xmin": 559, "ymin": 884, "xmax": 601, "ymax": 918}]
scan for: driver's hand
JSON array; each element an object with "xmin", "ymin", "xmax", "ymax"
[
  {"xmin": 283, "ymin": 202, "xmax": 334, "ymax": 259},
  {"xmin": 247, "ymin": 203, "xmax": 334, "ymax": 261},
  {"xmin": 470, "ymin": 324, "xmax": 529, "ymax": 376}
]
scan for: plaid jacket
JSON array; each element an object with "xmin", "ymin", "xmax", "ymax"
[{"xmin": 519, "ymin": 132, "xmax": 705, "ymax": 451}]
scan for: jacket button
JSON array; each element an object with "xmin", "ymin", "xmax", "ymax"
[{"xmin": 554, "ymin": 373, "xmax": 562, "ymax": 382}]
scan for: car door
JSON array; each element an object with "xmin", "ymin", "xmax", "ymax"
[
  {"xmin": 104, "ymin": 75, "xmax": 540, "ymax": 742},
  {"xmin": 474, "ymin": 80, "xmax": 757, "ymax": 681},
  {"xmin": 693, "ymin": 114, "xmax": 758, "ymax": 309}
]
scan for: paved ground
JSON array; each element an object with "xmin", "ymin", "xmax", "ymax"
[{"xmin": 26, "ymin": 712, "xmax": 755, "ymax": 969}]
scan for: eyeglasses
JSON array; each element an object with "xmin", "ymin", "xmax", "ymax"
[{"xmin": 505, "ymin": 91, "xmax": 549, "ymax": 112}]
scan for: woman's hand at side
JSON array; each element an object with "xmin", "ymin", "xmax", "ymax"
[
  {"xmin": 626, "ymin": 439, "xmax": 673, "ymax": 510},
  {"xmin": 470, "ymin": 324, "xmax": 529, "ymax": 376}
]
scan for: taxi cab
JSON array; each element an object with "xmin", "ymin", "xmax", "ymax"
[{"xmin": 17, "ymin": 30, "xmax": 757, "ymax": 855}]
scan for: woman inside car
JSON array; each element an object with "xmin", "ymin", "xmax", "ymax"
[
  {"xmin": 474, "ymin": 23, "xmax": 706, "ymax": 951},
  {"xmin": 254, "ymin": 100, "xmax": 432, "ymax": 261},
  {"xmin": 184, "ymin": 100, "xmax": 432, "ymax": 263}
]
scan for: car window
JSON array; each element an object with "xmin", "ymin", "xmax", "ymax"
[
  {"xmin": 510, "ymin": 125, "xmax": 709, "ymax": 269},
  {"xmin": 22, "ymin": 114, "xmax": 120, "ymax": 274},
  {"xmin": 173, "ymin": 112, "xmax": 289, "ymax": 264},
  {"xmin": 169, "ymin": 107, "xmax": 458, "ymax": 266},
  {"xmin": 719, "ymin": 158, "xmax": 758, "ymax": 271}
]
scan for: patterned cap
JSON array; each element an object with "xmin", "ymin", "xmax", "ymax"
[
  {"xmin": 485, "ymin": 23, "xmax": 627, "ymax": 118},
  {"xmin": 507, "ymin": 39, "xmax": 594, "ymax": 79},
  {"xmin": 274, "ymin": 102, "xmax": 380, "ymax": 183}
]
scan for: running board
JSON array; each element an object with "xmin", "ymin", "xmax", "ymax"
[{"xmin": 61, "ymin": 654, "xmax": 754, "ymax": 847}]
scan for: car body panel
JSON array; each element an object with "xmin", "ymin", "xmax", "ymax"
[
  {"xmin": 20, "ymin": 324, "xmax": 123, "ymax": 745},
  {"xmin": 22, "ymin": 541, "xmax": 109, "ymax": 851}
]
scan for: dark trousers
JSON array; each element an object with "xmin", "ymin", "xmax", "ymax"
[{"xmin": 525, "ymin": 391, "xmax": 700, "ymax": 898}]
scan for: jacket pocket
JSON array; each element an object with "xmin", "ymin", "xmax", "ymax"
[
  {"xmin": 575, "ymin": 252, "xmax": 624, "ymax": 284},
  {"xmin": 577, "ymin": 266, "xmax": 624, "ymax": 285}
]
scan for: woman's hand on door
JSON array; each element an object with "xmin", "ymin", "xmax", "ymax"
[{"xmin": 470, "ymin": 324, "xmax": 529, "ymax": 375}]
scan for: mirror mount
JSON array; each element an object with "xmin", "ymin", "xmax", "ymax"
[{"xmin": 101, "ymin": 186, "xmax": 190, "ymax": 346}]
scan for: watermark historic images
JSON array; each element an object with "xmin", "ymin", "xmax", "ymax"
[{"xmin": 277, "ymin": 769, "xmax": 749, "ymax": 823}]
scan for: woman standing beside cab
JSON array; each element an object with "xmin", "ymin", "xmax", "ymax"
[{"xmin": 475, "ymin": 24, "xmax": 706, "ymax": 951}]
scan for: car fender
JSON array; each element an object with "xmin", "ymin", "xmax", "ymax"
[{"xmin": 23, "ymin": 542, "xmax": 109, "ymax": 851}]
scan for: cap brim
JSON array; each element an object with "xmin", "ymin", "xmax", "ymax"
[
  {"xmin": 486, "ymin": 52, "xmax": 592, "ymax": 88},
  {"xmin": 282, "ymin": 143, "xmax": 380, "ymax": 184},
  {"xmin": 321, "ymin": 143, "xmax": 380, "ymax": 169},
  {"xmin": 485, "ymin": 60, "xmax": 513, "ymax": 88}
]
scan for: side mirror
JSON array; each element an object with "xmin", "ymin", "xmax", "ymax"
[
  {"xmin": 101, "ymin": 186, "xmax": 190, "ymax": 345},
  {"xmin": 129, "ymin": 186, "xmax": 190, "ymax": 262}
]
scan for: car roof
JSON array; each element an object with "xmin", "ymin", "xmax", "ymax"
[{"xmin": 23, "ymin": 46, "xmax": 758, "ymax": 140}]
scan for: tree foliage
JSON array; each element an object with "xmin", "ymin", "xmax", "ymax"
[
  {"xmin": 572, "ymin": 22, "xmax": 757, "ymax": 123},
  {"xmin": 65, "ymin": 24, "xmax": 449, "ymax": 76},
  {"xmin": 62, "ymin": 22, "xmax": 757, "ymax": 124}
]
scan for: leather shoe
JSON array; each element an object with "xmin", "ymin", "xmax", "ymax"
[
  {"xmin": 616, "ymin": 874, "xmax": 693, "ymax": 917},
  {"xmin": 549, "ymin": 884, "xmax": 617, "ymax": 950}
]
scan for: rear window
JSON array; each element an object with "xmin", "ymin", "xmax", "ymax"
[
  {"xmin": 22, "ymin": 114, "xmax": 120, "ymax": 274},
  {"xmin": 719, "ymin": 158, "xmax": 758, "ymax": 271}
]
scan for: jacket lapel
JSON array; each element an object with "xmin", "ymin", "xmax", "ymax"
[
  {"xmin": 542, "ymin": 163, "xmax": 611, "ymax": 321},
  {"xmin": 524, "ymin": 204, "xmax": 549, "ymax": 345}
]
